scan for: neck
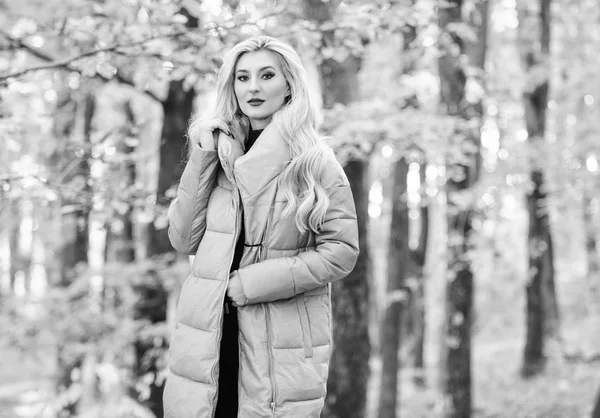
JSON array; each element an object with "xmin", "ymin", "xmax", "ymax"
[{"xmin": 249, "ymin": 117, "xmax": 271, "ymax": 130}]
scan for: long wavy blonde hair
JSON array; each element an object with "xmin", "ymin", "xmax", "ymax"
[{"xmin": 188, "ymin": 36, "xmax": 331, "ymax": 234}]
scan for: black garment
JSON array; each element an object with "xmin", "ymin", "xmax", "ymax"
[
  {"xmin": 215, "ymin": 128, "xmax": 263, "ymax": 417},
  {"xmin": 245, "ymin": 127, "xmax": 263, "ymax": 152},
  {"xmin": 214, "ymin": 303, "xmax": 239, "ymax": 417}
]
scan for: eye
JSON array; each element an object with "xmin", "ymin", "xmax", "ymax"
[
  {"xmin": 236, "ymin": 75, "xmax": 248, "ymax": 82},
  {"xmin": 262, "ymin": 72, "xmax": 275, "ymax": 80}
]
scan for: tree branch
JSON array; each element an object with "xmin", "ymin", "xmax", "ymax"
[
  {"xmin": 111, "ymin": 49, "xmax": 210, "ymax": 75},
  {"xmin": 0, "ymin": 30, "xmax": 190, "ymax": 103}
]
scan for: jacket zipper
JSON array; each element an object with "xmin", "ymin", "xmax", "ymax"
[{"xmin": 261, "ymin": 200, "xmax": 277, "ymax": 415}]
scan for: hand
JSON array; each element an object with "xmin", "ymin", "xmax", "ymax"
[
  {"xmin": 189, "ymin": 117, "xmax": 233, "ymax": 151},
  {"xmin": 227, "ymin": 271, "xmax": 248, "ymax": 307}
]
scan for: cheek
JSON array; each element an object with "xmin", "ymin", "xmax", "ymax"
[
  {"xmin": 273, "ymin": 81, "xmax": 288, "ymax": 103},
  {"xmin": 234, "ymin": 83, "xmax": 244, "ymax": 102}
]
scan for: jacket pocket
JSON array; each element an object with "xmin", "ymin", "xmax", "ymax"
[{"xmin": 297, "ymin": 294, "xmax": 313, "ymax": 358}]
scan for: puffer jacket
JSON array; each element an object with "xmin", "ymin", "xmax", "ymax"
[{"xmin": 163, "ymin": 121, "xmax": 359, "ymax": 418}]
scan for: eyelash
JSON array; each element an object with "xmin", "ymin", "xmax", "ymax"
[{"xmin": 236, "ymin": 73, "xmax": 275, "ymax": 82}]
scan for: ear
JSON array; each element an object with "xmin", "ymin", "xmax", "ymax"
[{"xmin": 284, "ymin": 85, "xmax": 291, "ymax": 103}]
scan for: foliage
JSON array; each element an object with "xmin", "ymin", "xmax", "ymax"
[{"xmin": 0, "ymin": 257, "xmax": 189, "ymax": 416}]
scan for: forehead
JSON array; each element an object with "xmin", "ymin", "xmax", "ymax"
[{"xmin": 235, "ymin": 49, "xmax": 282, "ymax": 72}]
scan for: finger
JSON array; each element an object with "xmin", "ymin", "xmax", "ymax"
[
  {"xmin": 199, "ymin": 118, "xmax": 226, "ymax": 133},
  {"xmin": 210, "ymin": 119, "xmax": 231, "ymax": 135}
]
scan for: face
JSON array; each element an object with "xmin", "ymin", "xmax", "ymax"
[{"xmin": 234, "ymin": 50, "xmax": 289, "ymax": 130}]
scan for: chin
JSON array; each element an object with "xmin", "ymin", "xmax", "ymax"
[{"xmin": 243, "ymin": 109, "xmax": 274, "ymax": 121}]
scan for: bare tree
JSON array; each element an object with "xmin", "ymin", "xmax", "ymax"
[
  {"xmin": 104, "ymin": 100, "xmax": 137, "ymax": 264},
  {"xmin": 302, "ymin": 1, "xmax": 371, "ymax": 417},
  {"xmin": 8, "ymin": 198, "xmax": 30, "ymax": 294},
  {"xmin": 517, "ymin": 0, "xmax": 561, "ymax": 377},
  {"xmin": 379, "ymin": 158, "xmax": 409, "ymax": 418},
  {"xmin": 50, "ymin": 88, "xmax": 95, "ymax": 416},
  {"xmin": 377, "ymin": 22, "xmax": 430, "ymax": 418},
  {"xmin": 438, "ymin": 0, "xmax": 489, "ymax": 416}
]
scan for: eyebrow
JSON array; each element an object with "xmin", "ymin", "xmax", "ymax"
[{"xmin": 236, "ymin": 66, "xmax": 276, "ymax": 74}]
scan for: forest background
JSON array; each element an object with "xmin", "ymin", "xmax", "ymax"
[{"xmin": 0, "ymin": 0, "xmax": 599, "ymax": 417}]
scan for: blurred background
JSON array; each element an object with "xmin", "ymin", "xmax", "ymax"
[{"xmin": 0, "ymin": 0, "xmax": 599, "ymax": 417}]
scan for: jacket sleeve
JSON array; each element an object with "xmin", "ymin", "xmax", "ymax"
[
  {"xmin": 167, "ymin": 144, "xmax": 220, "ymax": 255},
  {"xmin": 237, "ymin": 182, "xmax": 359, "ymax": 304}
]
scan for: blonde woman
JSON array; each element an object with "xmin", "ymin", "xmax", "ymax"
[{"xmin": 164, "ymin": 36, "xmax": 359, "ymax": 418}]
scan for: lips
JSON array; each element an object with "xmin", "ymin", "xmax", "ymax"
[{"xmin": 247, "ymin": 98, "xmax": 265, "ymax": 106}]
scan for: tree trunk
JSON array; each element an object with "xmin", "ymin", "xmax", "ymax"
[
  {"xmin": 378, "ymin": 159, "xmax": 409, "ymax": 418},
  {"xmin": 518, "ymin": 0, "xmax": 560, "ymax": 378},
  {"xmin": 132, "ymin": 80, "xmax": 194, "ymax": 417},
  {"xmin": 8, "ymin": 199, "xmax": 21, "ymax": 294},
  {"xmin": 57, "ymin": 91, "xmax": 94, "ymax": 286},
  {"xmin": 593, "ymin": 385, "xmax": 600, "ymax": 418},
  {"xmin": 326, "ymin": 159, "xmax": 371, "ymax": 418},
  {"xmin": 8, "ymin": 198, "xmax": 33, "ymax": 296},
  {"xmin": 102, "ymin": 99, "xmax": 137, "ymax": 409},
  {"xmin": 137, "ymin": 9, "xmax": 201, "ymax": 415},
  {"xmin": 53, "ymin": 90, "xmax": 94, "ymax": 416},
  {"xmin": 133, "ymin": 11, "xmax": 199, "ymax": 416},
  {"xmin": 301, "ymin": 2, "xmax": 371, "ymax": 417},
  {"xmin": 141, "ymin": 80, "xmax": 195, "ymax": 258},
  {"xmin": 583, "ymin": 189, "xmax": 600, "ymax": 356},
  {"xmin": 438, "ymin": 1, "xmax": 488, "ymax": 416},
  {"xmin": 104, "ymin": 100, "xmax": 137, "ymax": 264},
  {"xmin": 409, "ymin": 164, "xmax": 429, "ymax": 384},
  {"xmin": 377, "ymin": 21, "xmax": 429, "ymax": 417},
  {"xmin": 399, "ymin": 22, "xmax": 429, "ymax": 387},
  {"xmin": 584, "ymin": 191, "xmax": 599, "ymax": 305}
]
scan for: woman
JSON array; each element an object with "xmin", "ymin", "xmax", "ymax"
[{"xmin": 164, "ymin": 36, "xmax": 359, "ymax": 418}]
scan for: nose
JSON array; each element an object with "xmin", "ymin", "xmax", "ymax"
[{"xmin": 249, "ymin": 76, "xmax": 259, "ymax": 93}]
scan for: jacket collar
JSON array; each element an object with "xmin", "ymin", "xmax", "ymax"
[{"xmin": 217, "ymin": 121, "xmax": 291, "ymax": 199}]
